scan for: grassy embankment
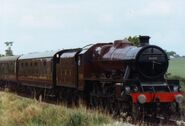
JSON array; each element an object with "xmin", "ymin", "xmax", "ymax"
[
  {"xmin": 0, "ymin": 92, "xmax": 133, "ymax": 126},
  {"xmin": 168, "ymin": 57, "xmax": 185, "ymax": 91},
  {"xmin": 0, "ymin": 92, "xmax": 113, "ymax": 126}
]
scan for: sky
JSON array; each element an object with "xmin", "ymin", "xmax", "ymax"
[{"xmin": 0, "ymin": 0, "xmax": 185, "ymax": 56}]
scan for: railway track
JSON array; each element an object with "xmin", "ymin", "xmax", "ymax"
[
  {"xmin": 131, "ymin": 114, "xmax": 185, "ymax": 126},
  {"xmin": 144, "ymin": 116, "xmax": 178, "ymax": 126},
  {"xmin": 116, "ymin": 111, "xmax": 185, "ymax": 126}
]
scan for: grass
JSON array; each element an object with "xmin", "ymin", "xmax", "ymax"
[
  {"xmin": 0, "ymin": 92, "xmax": 112, "ymax": 126},
  {"xmin": 168, "ymin": 57, "xmax": 185, "ymax": 91},
  {"xmin": 168, "ymin": 57, "xmax": 185, "ymax": 78}
]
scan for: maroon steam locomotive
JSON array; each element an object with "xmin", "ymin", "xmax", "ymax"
[{"xmin": 0, "ymin": 36, "xmax": 184, "ymax": 119}]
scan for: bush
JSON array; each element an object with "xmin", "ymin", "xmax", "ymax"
[{"xmin": 167, "ymin": 75, "xmax": 185, "ymax": 91}]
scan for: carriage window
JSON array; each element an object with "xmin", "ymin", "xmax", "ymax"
[
  {"xmin": 67, "ymin": 70, "xmax": 69, "ymax": 75},
  {"xmin": 43, "ymin": 61, "xmax": 46, "ymax": 66},
  {"xmin": 35, "ymin": 62, "xmax": 37, "ymax": 66},
  {"xmin": 69, "ymin": 71, "xmax": 72, "ymax": 76}
]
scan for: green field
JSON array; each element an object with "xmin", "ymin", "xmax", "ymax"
[
  {"xmin": 168, "ymin": 57, "xmax": 185, "ymax": 91},
  {"xmin": 168, "ymin": 57, "xmax": 185, "ymax": 78}
]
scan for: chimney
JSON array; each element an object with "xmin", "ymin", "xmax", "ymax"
[{"xmin": 139, "ymin": 35, "xmax": 150, "ymax": 46}]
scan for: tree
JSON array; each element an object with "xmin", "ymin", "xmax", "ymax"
[
  {"xmin": 127, "ymin": 36, "xmax": 140, "ymax": 46},
  {"xmin": 4, "ymin": 41, "xmax": 14, "ymax": 56},
  {"xmin": 165, "ymin": 50, "xmax": 180, "ymax": 58}
]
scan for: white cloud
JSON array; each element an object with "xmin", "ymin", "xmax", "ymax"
[
  {"xmin": 141, "ymin": 0, "xmax": 172, "ymax": 15},
  {"xmin": 127, "ymin": 0, "xmax": 173, "ymax": 18},
  {"xmin": 20, "ymin": 15, "xmax": 61, "ymax": 28}
]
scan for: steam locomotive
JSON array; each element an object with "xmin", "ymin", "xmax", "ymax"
[{"xmin": 0, "ymin": 36, "xmax": 184, "ymax": 119}]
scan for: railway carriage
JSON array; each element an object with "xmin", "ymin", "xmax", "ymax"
[
  {"xmin": 0, "ymin": 56, "xmax": 20, "ymax": 88},
  {"xmin": 18, "ymin": 51, "xmax": 58, "ymax": 88},
  {"xmin": 17, "ymin": 49, "xmax": 81, "ymax": 99}
]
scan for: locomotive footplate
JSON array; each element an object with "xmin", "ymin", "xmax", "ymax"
[
  {"xmin": 129, "ymin": 92, "xmax": 184, "ymax": 119},
  {"xmin": 122, "ymin": 82, "xmax": 184, "ymax": 105},
  {"xmin": 130, "ymin": 92, "xmax": 184, "ymax": 104}
]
